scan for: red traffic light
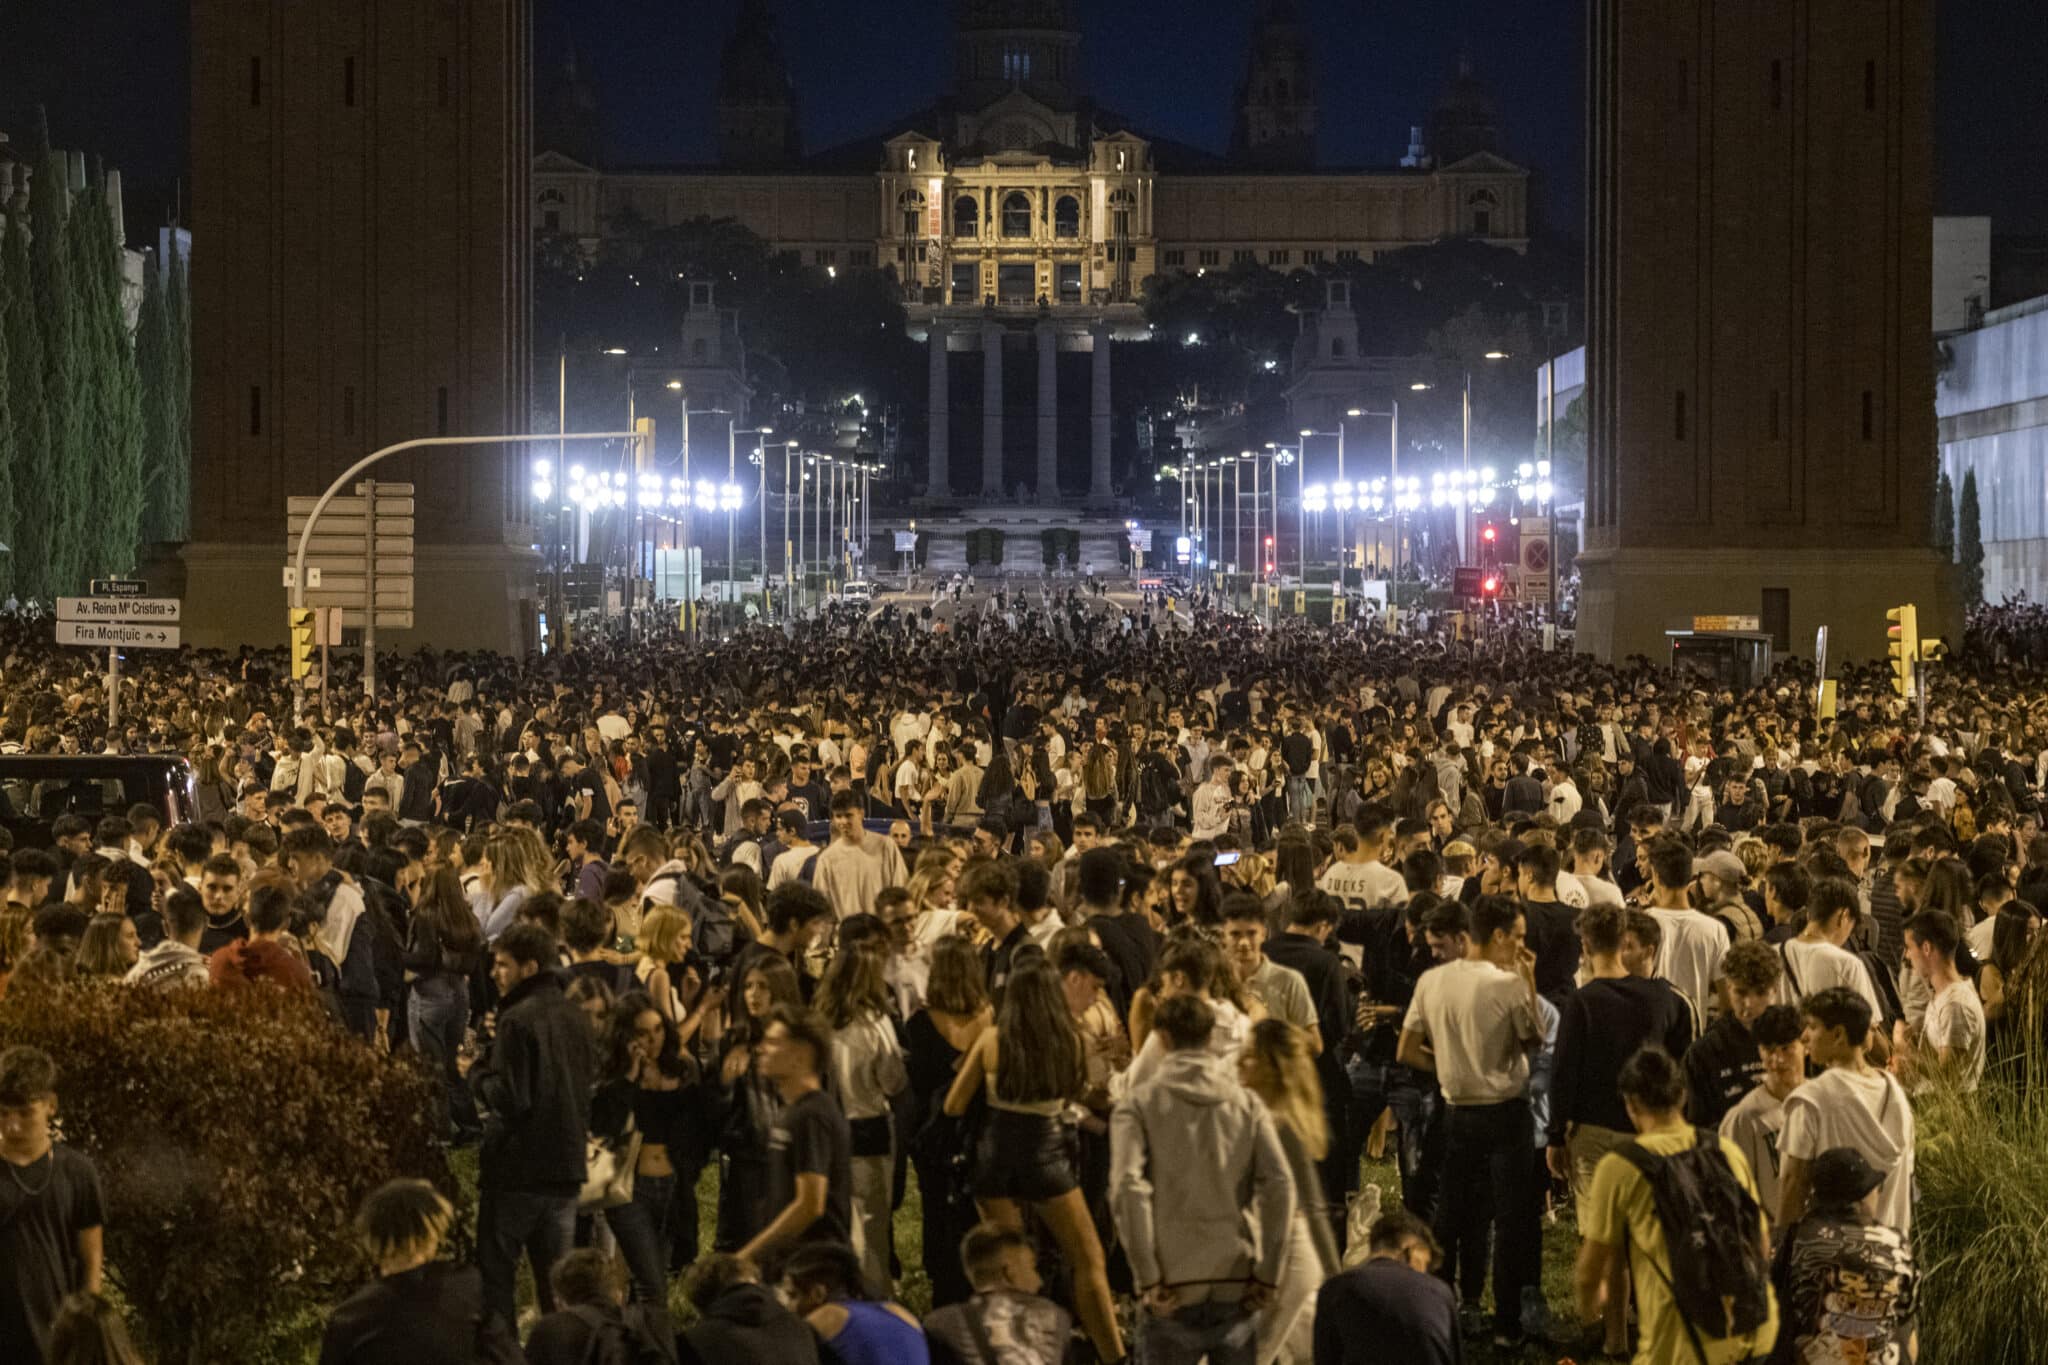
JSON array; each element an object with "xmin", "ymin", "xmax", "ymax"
[
  {"xmin": 1264, "ymin": 535, "xmax": 1274, "ymax": 547},
  {"xmin": 1481, "ymin": 524, "xmax": 1498, "ymax": 542},
  {"xmin": 1482, "ymin": 575, "xmax": 1499, "ymax": 594},
  {"xmin": 1264, "ymin": 561, "xmax": 1275, "ymax": 573}
]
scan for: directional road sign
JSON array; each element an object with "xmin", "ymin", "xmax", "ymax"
[
  {"xmin": 56, "ymin": 621, "xmax": 181, "ymax": 649},
  {"xmin": 58, "ymin": 597, "xmax": 182, "ymax": 622}
]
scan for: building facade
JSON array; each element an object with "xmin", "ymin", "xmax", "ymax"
[
  {"xmin": 536, "ymin": 0, "xmax": 1529, "ymax": 504},
  {"xmin": 182, "ymin": 0, "xmax": 536, "ymax": 652},
  {"xmin": 1937, "ymin": 294, "xmax": 2048, "ymax": 603},
  {"xmin": 1578, "ymin": 0, "xmax": 1951, "ymax": 663}
]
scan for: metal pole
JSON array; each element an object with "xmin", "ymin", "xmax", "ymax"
[
  {"xmin": 1336, "ymin": 422, "xmax": 1346, "ymax": 581},
  {"xmin": 757, "ymin": 441, "xmax": 767, "ymax": 605},
  {"xmin": 1546, "ymin": 358, "xmax": 1558, "ymax": 620},
  {"xmin": 783, "ymin": 445, "xmax": 792, "ymax": 614},
  {"xmin": 681, "ymin": 399, "xmax": 692, "ymax": 605},
  {"xmin": 289, "ymin": 431, "xmax": 639, "ymax": 721},
  {"xmin": 557, "ymin": 342, "xmax": 566, "ymax": 639},
  {"xmin": 361, "ymin": 479, "xmax": 378, "ymax": 699},
  {"xmin": 1297, "ymin": 446, "xmax": 1306, "ymax": 585},
  {"xmin": 1460, "ymin": 371, "xmax": 1472, "ymax": 564},
  {"xmin": 1391, "ymin": 403, "xmax": 1401, "ymax": 582},
  {"xmin": 1234, "ymin": 458, "xmax": 1243, "ymax": 608},
  {"xmin": 1252, "ymin": 454, "xmax": 1261, "ymax": 608},
  {"xmin": 625, "ymin": 387, "xmax": 637, "ymax": 639},
  {"xmin": 108, "ymin": 647, "xmax": 119, "ymax": 730}
]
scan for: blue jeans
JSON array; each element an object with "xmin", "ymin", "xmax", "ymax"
[
  {"xmin": 604, "ymin": 1172, "xmax": 677, "ymax": 1305},
  {"xmin": 1138, "ymin": 1298, "xmax": 1258, "ymax": 1365},
  {"xmin": 408, "ymin": 977, "xmax": 478, "ymax": 1141},
  {"xmin": 476, "ymin": 1187, "xmax": 576, "ymax": 1330}
]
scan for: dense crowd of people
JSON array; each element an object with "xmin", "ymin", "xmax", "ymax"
[{"xmin": 3, "ymin": 591, "xmax": 2043, "ymax": 1364}]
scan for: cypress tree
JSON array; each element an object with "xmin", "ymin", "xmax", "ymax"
[
  {"xmin": 1959, "ymin": 468, "xmax": 1985, "ymax": 607},
  {"xmin": 0, "ymin": 212, "xmax": 14, "ymax": 599},
  {"xmin": 3, "ymin": 206, "xmax": 52, "ymax": 600},
  {"xmin": 66, "ymin": 172, "xmax": 145, "ymax": 577},
  {"xmin": 1935, "ymin": 470, "xmax": 1956, "ymax": 557},
  {"xmin": 165, "ymin": 234, "xmax": 190, "ymax": 539},
  {"xmin": 135, "ymin": 243, "xmax": 174, "ymax": 545},
  {"xmin": 28, "ymin": 108, "xmax": 88, "ymax": 594}
]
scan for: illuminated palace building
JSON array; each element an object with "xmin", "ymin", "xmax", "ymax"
[{"xmin": 536, "ymin": 0, "xmax": 1528, "ymax": 519}]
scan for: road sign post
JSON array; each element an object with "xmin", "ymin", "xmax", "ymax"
[
  {"xmin": 57, "ymin": 582, "xmax": 181, "ymax": 728},
  {"xmin": 286, "ymin": 431, "xmax": 641, "ymax": 722}
]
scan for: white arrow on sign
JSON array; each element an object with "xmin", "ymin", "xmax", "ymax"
[
  {"xmin": 57, "ymin": 596, "xmax": 182, "ymax": 622},
  {"xmin": 55, "ymin": 621, "xmax": 181, "ymax": 649}
]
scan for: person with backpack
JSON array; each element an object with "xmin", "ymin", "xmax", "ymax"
[
  {"xmin": 522, "ymin": 1248, "xmax": 676, "ymax": 1365},
  {"xmin": 1573, "ymin": 1045, "xmax": 1779, "ymax": 1365},
  {"xmin": 319, "ymin": 1180, "xmax": 521, "ymax": 1365},
  {"xmin": 1769, "ymin": 1148, "xmax": 1918, "ymax": 1365}
]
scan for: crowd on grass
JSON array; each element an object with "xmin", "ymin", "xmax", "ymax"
[{"xmin": 5, "ymin": 593, "xmax": 2047, "ymax": 1363}]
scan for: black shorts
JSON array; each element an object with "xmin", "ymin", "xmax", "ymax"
[{"xmin": 973, "ymin": 1108, "xmax": 1078, "ymax": 1204}]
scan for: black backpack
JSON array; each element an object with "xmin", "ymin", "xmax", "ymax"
[
  {"xmin": 1616, "ymin": 1131, "xmax": 1773, "ymax": 1362},
  {"xmin": 561, "ymin": 1304, "xmax": 677, "ymax": 1365}
]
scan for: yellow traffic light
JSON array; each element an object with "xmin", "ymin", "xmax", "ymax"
[
  {"xmin": 1885, "ymin": 604, "xmax": 1919, "ymax": 699},
  {"xmin": 289, "ymin": 607, "xmax": 315, "ymax": 680}
]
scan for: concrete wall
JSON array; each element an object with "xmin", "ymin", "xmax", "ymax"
[
  {"xmin": 1933, "ymin": 216, "xmax": 1991, "ymax": 334},
  {"xmin": 1937, "ymin": 294, "xmax": 2048, "ymax": 602}
]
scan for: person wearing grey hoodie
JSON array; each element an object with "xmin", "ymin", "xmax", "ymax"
[{"xmin": 1110, "ymin": 992, "xmax": 1297, "ymax": 1365}]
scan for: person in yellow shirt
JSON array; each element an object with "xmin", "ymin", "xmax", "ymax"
[{"xmin": 1573, "ymin": 1045, "xmax": 1779, "ymax": 1365}]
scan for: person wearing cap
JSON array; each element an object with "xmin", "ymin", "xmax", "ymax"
[
  {"xmin": 1771, "ymin": 1147, "xmax": 1918, "ymax": 1365},
  {"xmin": 1693, "ymin": 848, "xmax": 1765, "ymax": 944}
]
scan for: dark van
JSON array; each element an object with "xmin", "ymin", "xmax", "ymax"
[{"xmin": 0, "ymin": 755, "xmax": 198, "ymax": 849}]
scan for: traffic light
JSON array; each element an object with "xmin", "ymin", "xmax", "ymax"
[
  {"xmin": 1885, "ymin": 604, "xmax": 1919, "ymax": 698},
  {"xmin": 1481, "ymin": 523, "xmax": 1497, "ymax": 544},
  {"xmin": 289, "ymin": 607, "xmax": 315, "ymax": 680},
  {"xmin": 1481, "ymin": 574, "xmax": 1500, "ymax": 597}
]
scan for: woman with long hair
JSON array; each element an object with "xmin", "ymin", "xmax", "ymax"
[
  {"xmin": 73, "ymin": 913, "xmax": 139, "ymax": 979},
  {"xmin": 635, "ymin": 906, "xmax": 714, "ymax": 1048},
  {"xmin": 815, "ymin": 940, "xmax": 909, "ymax": 1292},
  {"xmin": 1082, "ymin": 742, "xmax": 1118, "ymax": 823},
  {"xmin": 1126, "ymin": 931, "xmax": 1256, "ymax": 1075},
  {"xmin": 1241, "ymin": 1018, "xmax": 1340, "ymax": 1365},
  {"xmin": 902, "ymin": 935, "xmax": 990, "ymax": 1308},
  {"xmin": 714, "ymin": 953, "xmax": 805, "ymax": 1250},
  {"xmin": 944, "ymin": 956, "xmax": 1123, "ymax": 1362},
  {"xmin": 1166, "ymin": 852, "xmax": 1224, "ymax": 927},
  {"xmin": 1982, "ymin": 899, "xmax": 2040, "ymax": 1031},
  {"xmin": 403, "ymin": 866, "xmax": 484, "ymax": 1142},
  {"xmin": 474, "ymin": 826, "xmax": 550, "ymax": 941},
  {"xmin": 593, "ymin": 991, "xmax": 699, "ymax": 1305}
]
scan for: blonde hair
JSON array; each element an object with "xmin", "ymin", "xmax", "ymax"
[
  {"xmin": 482, "ymin": 826, "xmax": 552, "ymax": 899},
  {"xmin": 637, "ymin": 906, "xmax": 692, "ymax": 965},
  {"xmin": 355, "ymin": 1179, "xmax": 453, "ymax": 1266},
  {"xmin": 1244, "ymin": 1018, "xmax": 1328, "ymax": 1160}
]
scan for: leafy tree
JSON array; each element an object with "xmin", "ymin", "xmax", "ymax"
[
  {"xmin": 0, "ymin": 982, "xmax": 455, "ymax": 1365},
  {"xmin": 3, "ymin": 202, "xmax": 52, "ymax": 599},
  {"xmin": 1935, "ymin": 470, "xmax": 1956, "ymax": 557},
  {"xmin": 1959, "ymin": 467, "xmax": 1984, "ymax": 605},
  {"xmin": 1539, "ymin": 392, "xmax": 1588, "ymax": 509}
]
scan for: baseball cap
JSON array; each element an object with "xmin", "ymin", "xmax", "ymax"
[
  {"xmin": 1808, "ymin": 1147, "xmax": 1886, "ymax": 1208},
  {"xmin": 1693, "ymin": 850, "xmax": 1747, "ymax": 884}
]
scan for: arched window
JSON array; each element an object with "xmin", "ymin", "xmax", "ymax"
[
  {"xmin": 953, "ymin": 195, "xmax": 979, "ymax": 239},
  {"xmin": 1109, "ymin": 189, "xmax": 1135, "ymax": 239},
  {"xmin": 1002, "ymin": 191, "xmax": 1032, "ymax": 239},
  {"xmin": 1330, "ymin": 337, "xmax": 1348, "ymax": 358},
  {"xmin": 1054, "ymin": 195, "xmax": 1080, "ymax": 239},
  {"xmin": 899, "ymin": 189, "xmax": 926, "ymax": 239}
]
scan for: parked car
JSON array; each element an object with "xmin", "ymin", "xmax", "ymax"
[
  {"xmin": 0, "ymin": 754, "xmax": 198, "ymax": 848},
  {"xmin": 840, "ymin": 580, "xmax": 876, "ymax": 604}
]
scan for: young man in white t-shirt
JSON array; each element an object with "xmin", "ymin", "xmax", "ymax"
[
  {"xmin": 1778, "ymin": 987, "xmax": 1915, "ymax": 1237},
  {"xmin": 1640, "ymin": 838, "xmax": 1728, "ymax": 1015},
  {"xmin": 1718, "ymin": 1003, "xmax": 1807, "ymax": 1221},
  {"xmin": 1899, "ymin": 908, "xmax": 1986, "ymax": 1093},
  {"xmin": 1397, "ymin": 896, "xmax": 1545, "ymax": 1349},
  {"xmin": 1568, "ymin": 826, "xmax": 1626, "ymax": 909},
  {"xmin": 1777, "ymin": 875, "xmax": 1881, "ymax": 1016},
  {"xmin": 1317, "ymin": 816, "xmax": 1408, "ymax": 911}
]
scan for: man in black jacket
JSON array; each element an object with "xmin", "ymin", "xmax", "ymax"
[{"xmin": 471, "ymin": 922, "xmax": 596, "ymax": 1331}]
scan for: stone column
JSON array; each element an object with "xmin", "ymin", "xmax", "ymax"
[
  {"xmin": 1035, "ymin": 320, "xmax": 1059, "ymax": 498},
  {"xmin": 927, "ymin": 324, "xmax": 950, "ymax": 497},
  {"xmin": 982, "ymin": 321, "xmax": 1005, "ymax": 495},
  {"xmin": 1090, "ymin": 321, "xmax": 1113, "ymax": 501}
]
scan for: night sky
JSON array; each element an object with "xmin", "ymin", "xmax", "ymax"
[{"xmin": 2, "ymin": 1, "xmax": 2046, "ymax": 247}]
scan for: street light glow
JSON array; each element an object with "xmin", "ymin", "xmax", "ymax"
[
  {"xmin": 603, "ymin": 347, "xmax": 627, "ymax": 356},
  {"xmin": 666, "ymin": 380, "xmax": 683, "ymax": 390}
]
